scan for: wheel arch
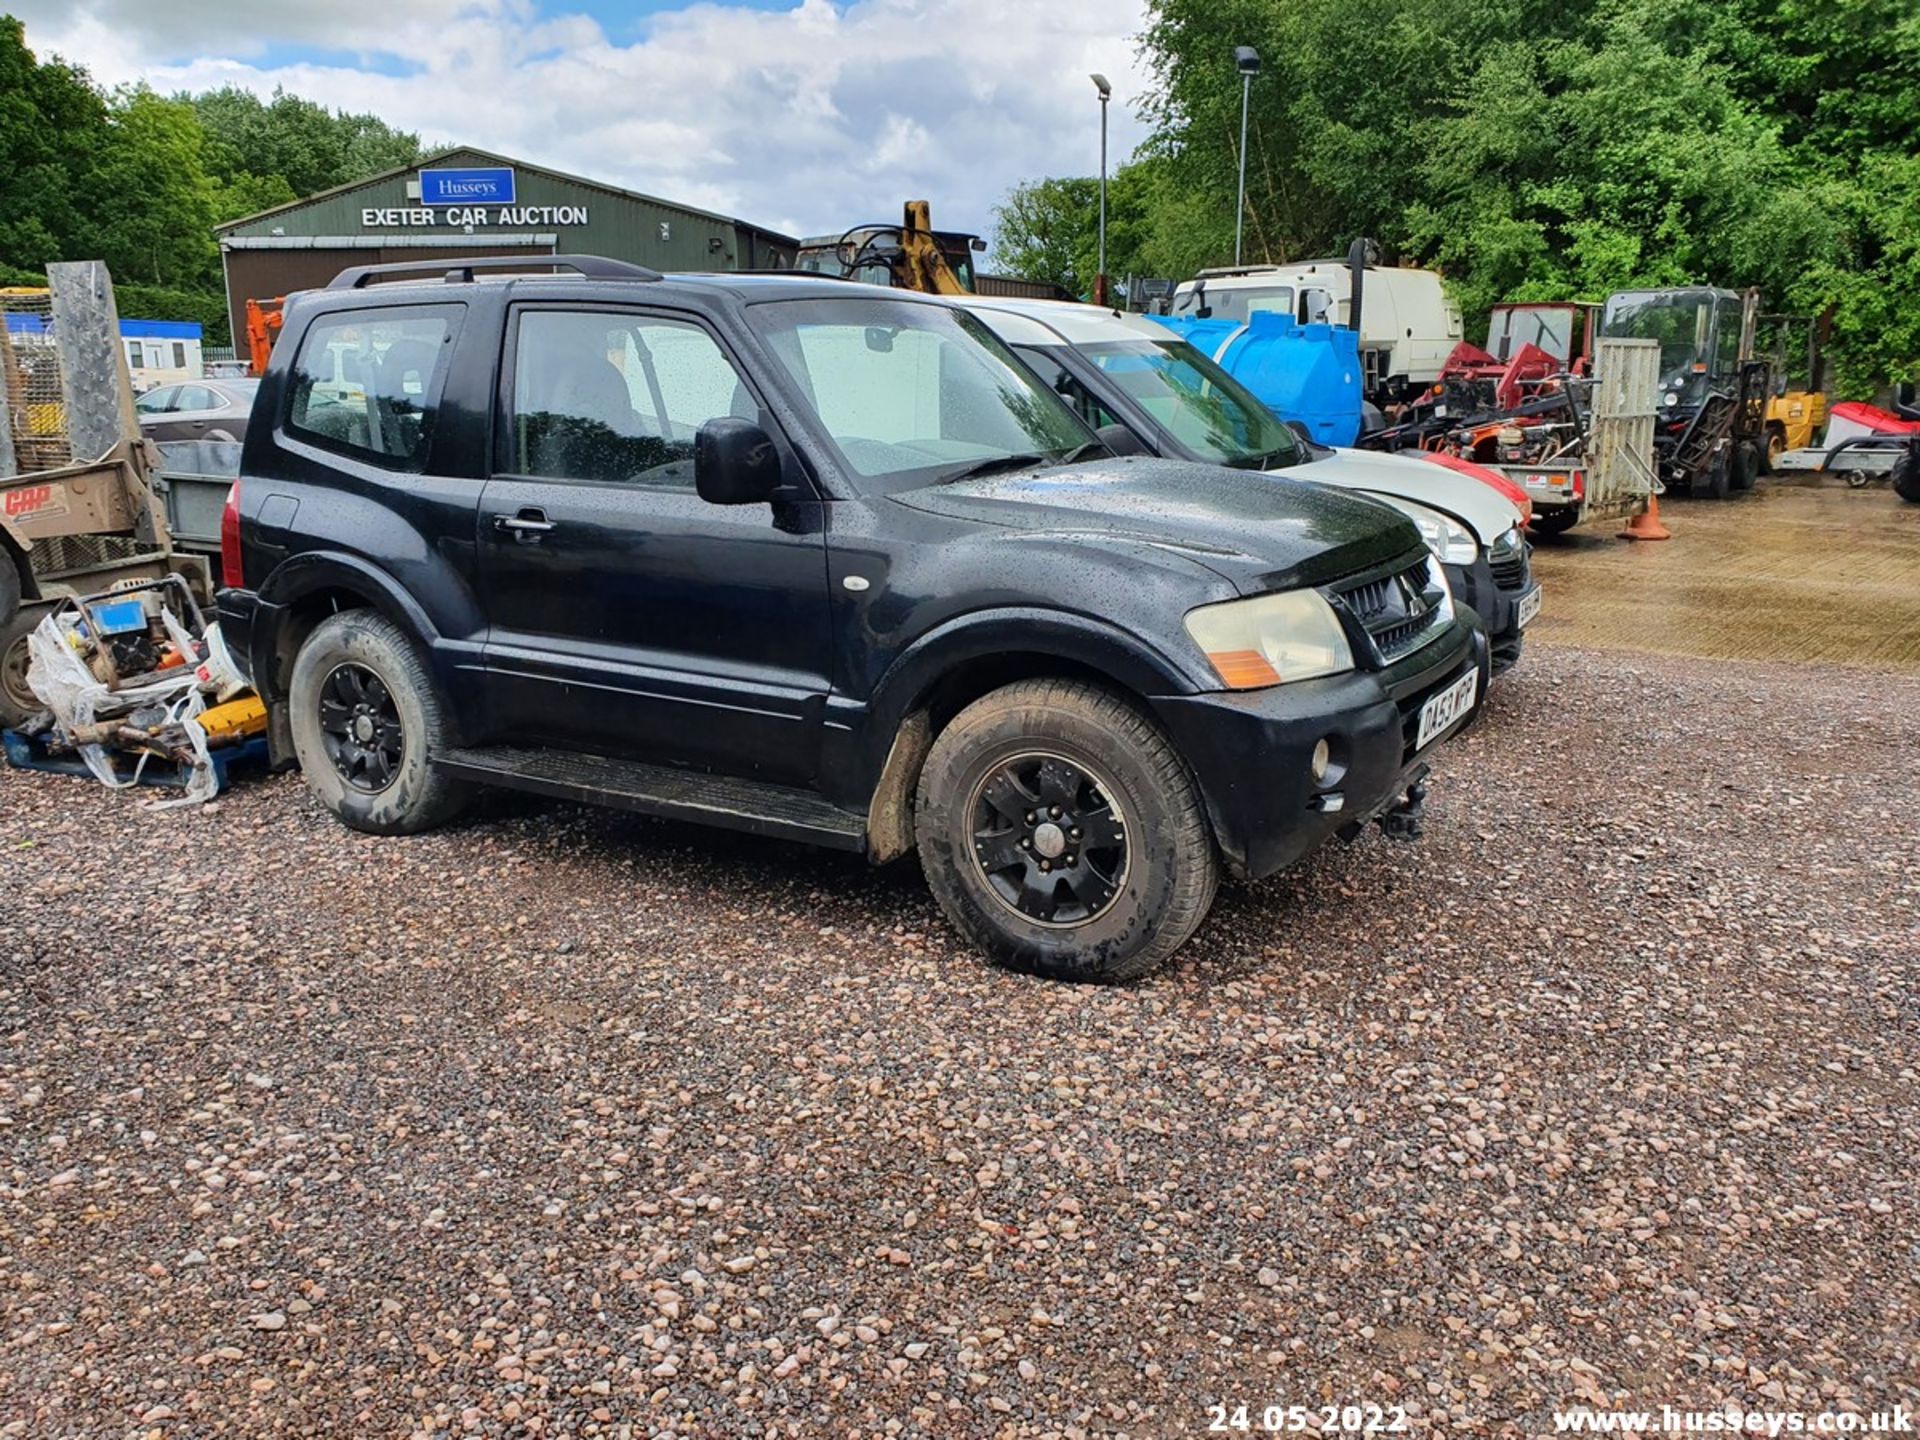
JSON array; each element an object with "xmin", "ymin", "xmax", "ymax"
[
  {"xmin": 860, "ymin": 608, "xmax": 1199, "ymax": 863},
  {"xmin": 254, "ymin": 552, "xmax": 443, "ymax": 706}
]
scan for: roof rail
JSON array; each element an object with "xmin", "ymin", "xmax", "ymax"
[{"xmin": 326, "ymin": 254, "xmax": 663, "ymax": 289}]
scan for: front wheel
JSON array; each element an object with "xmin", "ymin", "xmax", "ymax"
[
  {"xmin": 915, "ymin": 679, "xmax": 1218, "ymax": 983},
  {"xmin": 287, "ymin": 609, "xmax": 470, "ymax": 835},
  {"xmin": 1699, "ymin": 448, "xmax": 1731, "ymax": 499}
]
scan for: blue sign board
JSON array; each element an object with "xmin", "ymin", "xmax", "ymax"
[{"xmin": 419, "ymin": 167, "xmax": 516, "ymax": 206}]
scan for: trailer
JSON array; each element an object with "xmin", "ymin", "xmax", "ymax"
[{"xmin": 1, "ymin": 263, "xmax": 217, "ymax": 729}]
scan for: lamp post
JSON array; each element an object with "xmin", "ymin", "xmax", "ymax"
[
  {"xmin": 1091, "ymin": 72, "xmax": 1111, "ymax": 307},
  {"xmin": 1233, "ymin": 45, "xmax": 1260, "ymax": 266}
]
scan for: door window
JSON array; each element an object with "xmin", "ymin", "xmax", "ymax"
[
  {"xmin": 508, "ymin": 309, "xmax": 755, "ymax": 489},
  {"xmin": 135, "ymin": 386, "xmax": 177, "ymax": 414},
  {"xmin": 174, "ymin": 385, "xmax": 218, "ymax": 413},
  {"xmin": 1014, "ymin": 348, "xmax": 1120, "ymax": 431},
  {"xmin": 286, "ymin": 306, "xmax": 458, "ymax": 469}
]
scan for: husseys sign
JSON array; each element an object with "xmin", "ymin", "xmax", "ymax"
[{"xmin": 360, "ymin": 168, "xmax": 588, "ymax": 228}]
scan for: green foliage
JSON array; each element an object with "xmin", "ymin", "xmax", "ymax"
[
  {"xmin": 992, "ymin": 159, "xmax": 1220, "ymax": 302},
  {"xmin": 188, "ymin": 86, "xmax": 421, "ymax": 204},
  {"xmin": 0, "ymin": 20, "xmax": 423, "ymax": 355},
  {"xmin": 994, "ymin": 0, "xmax": 1920, "ymax": 394}
]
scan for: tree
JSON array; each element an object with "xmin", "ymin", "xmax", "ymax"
[
  {"xmin": 188, "ymin": 86, "xmax": 421, "ymax": 215},
  {"xmin": 1109, "ymin": 0, "xmax": 1920, "ymax": 391},
  {"xmin": 992, "ymin": 177, "xmax": 1101, "ymax": 294},
  {"xmin": 0, "ymin": 16, "xmax": 109, "ymax": 270},
  {"xmin": 90, "ymin": 87, "xmax": 220, "ymax": 289}
]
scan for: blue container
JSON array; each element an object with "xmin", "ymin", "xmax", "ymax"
[{"xmin": 1151, "ymin": 312, "xmax": 1364, "ymax": 446}]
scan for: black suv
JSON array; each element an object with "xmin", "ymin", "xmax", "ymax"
[{"xmin": 219, "ymin": 256, "xmax": 1488, "ymax": 982}]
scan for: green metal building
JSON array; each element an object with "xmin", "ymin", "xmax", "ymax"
[{"xmin": 215, "ymin": 146, "xmax": 798, "ymax": 342}]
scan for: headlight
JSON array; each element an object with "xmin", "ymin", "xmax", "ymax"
[
  {"xmin": 1184, "ymin": 588, "xmax": 1355, "ymax": 690},
  {"xmin": 1490, "ymin": 524, "xmax": 1523, "ymax": 558},
  {"xmin": 1378, "ymin": 497, "xmax": 1479, "ymax": 565}
]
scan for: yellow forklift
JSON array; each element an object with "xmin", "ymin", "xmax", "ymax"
[{"xmin": 1755, "ymin": 311, "xmax": 1830, "ymax": 470}]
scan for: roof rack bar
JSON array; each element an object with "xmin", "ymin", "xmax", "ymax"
[{"xmin": 326, "ymin": 253, "xmax": 664, "ymax": 289}]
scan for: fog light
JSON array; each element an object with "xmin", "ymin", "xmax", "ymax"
[{"xmin": 1310, "ymin": 738, "xmax": 1331, "ymax": 784}]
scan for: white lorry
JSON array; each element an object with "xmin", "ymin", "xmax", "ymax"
[{"xmin": 1169, "ymin": 253, "xmax": 1462, "ymax": 404}]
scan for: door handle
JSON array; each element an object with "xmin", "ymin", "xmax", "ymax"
[{"xmin": 493, "ymin": 510, "xmax": 556, "ymax": 542}]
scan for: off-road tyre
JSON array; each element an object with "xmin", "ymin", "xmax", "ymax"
[
  {"xmin": 1700, "ymin": 448, "xmax": 1731, "ymax": 500},
  {"xmin": 915, "ymin": 678, "xmax": 1218, "ymax": 983},
  {"xmin": 288, "ymin": 609, "xmax": 471, "ymax": 835},
  {"xmin": 1732, "ymin": 440, "xmax": 1761, "ymax": 493},
  {"xmin": 0, "ymin": 605, "xmax": 42, "ymax": 731},
  {"xmin": 1895, "ymin": 445, "xmax": 1920, "ymax": 504}
]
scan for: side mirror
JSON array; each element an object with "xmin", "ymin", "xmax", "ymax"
[
  {"xmin": 1094, "ymin": 422, "xmax": 1146, "ymax": 457},
  {"xmin": 695, "ymin": 417, "xmax": 782, "ymax": 505}
]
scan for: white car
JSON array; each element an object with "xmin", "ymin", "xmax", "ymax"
[{"xmin": 948, "ymin": 295, "xmax": 1540, "ymax": 674}]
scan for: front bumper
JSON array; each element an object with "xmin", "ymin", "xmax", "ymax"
[
  {"xmin": 1449, "ymin": 553, "xmax": 1538, "ymax": 675},
  {"xmin": 1151, "ymin": 615, "xmax": 1487, "ymax": 882}
]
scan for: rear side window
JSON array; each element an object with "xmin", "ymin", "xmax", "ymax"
[{"xmin": 286, "ymin": 306, "xmax": 460, "ymax": 470}]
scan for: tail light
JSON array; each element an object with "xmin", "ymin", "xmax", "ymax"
[{"xmin": 220, "ymin": 480, "xmax": 245, "ymax": 588}]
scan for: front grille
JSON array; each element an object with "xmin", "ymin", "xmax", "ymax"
[
  {"xmin": 1331, "ymin": 554, "xmax": 1448, "ymax": 664},
  {"xmin": 1488, "ymin": 537, "xmax": 1531, "ymax": 592}
]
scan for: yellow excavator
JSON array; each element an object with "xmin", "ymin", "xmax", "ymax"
[{"xmin": 794, "ymin": 200, "xmax": 981, "ymax": 295}]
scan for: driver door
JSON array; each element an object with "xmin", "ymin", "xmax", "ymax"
[{"xmin": 476, "ymin": 304, "xmax": 834, "ymax": 786}]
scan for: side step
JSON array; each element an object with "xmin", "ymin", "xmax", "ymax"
[{"xmin": 433, "ymin": 745, "xmax": 868, "ymax": 851}]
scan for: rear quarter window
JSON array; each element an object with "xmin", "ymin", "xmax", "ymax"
[{"xmin": 285, "ymin": 305, "xmax": 462, "ymax": 470}]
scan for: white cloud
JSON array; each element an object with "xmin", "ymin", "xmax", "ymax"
[{"xmin": 8, "ymin": 0, "xmax": 1155, "ymax": 246}]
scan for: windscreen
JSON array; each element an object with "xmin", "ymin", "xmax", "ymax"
[
  {"xmin": 1169, "ymin": 285, "xmax": 1295, "ymax": 323},
  {"xmin": 1488, "ymin": 306, "xmax": 1574, "ymax": 365},
  {"xmin": 1601, "ymin": 290, "xmax": 1714, "ymax": 377},
  {"xmin": 750, "ymin": 296, "xmax": 1093, "ymax": 485},
  {"xmin": 1079, "ymin": 338, "xmax": 1304, "ymax": 468}
]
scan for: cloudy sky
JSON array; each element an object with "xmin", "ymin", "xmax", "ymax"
[{"xmin": 9, "ymin": 0, "xmax": 1156, "ymax": 242}]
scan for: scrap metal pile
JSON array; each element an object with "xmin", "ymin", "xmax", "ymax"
[{"xmin": 11, "ymin": 574, "xmax": 263, "ymax": 803}]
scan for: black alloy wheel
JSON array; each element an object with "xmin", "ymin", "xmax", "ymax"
[
  {"xmin": 317, "ymin": 662, "xmax": 404, "ymax": 792},
  {"xmin": 968, "ymin": 752, "xmax": 1129, "ymax": 927}
]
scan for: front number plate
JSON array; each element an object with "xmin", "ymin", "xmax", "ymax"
[
  {"xmin": 1516, "ymin": 586, "xmax": 1542, "ymax": 630},
  {"xmin": 1416, "ymin": 668, "xmax": 1479, "ymax": 751}
]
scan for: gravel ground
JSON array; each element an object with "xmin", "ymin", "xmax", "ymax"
[{"xmin": 2, "ymin": 643, "xmax": 1916, "ymax": 1438}]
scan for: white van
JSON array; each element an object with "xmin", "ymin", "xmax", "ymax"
[{"xmin": 1169, "ymin": 260, "xmax": 1463, "ymax": 402}]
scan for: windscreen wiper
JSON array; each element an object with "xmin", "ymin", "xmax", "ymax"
[{"xmin": 939, "ymin": 452, "xmax": 1051, "ymax": 484}]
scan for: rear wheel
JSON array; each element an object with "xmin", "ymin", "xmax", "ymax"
[
  {"xmin": 1894, "ymin": 445, "xmax": 1920, "ymax": 503},
  {"xmin": 915, "ymin": 679, "xmax": 1218, "ymax": 983},
  {"xmin": 288, "ymin": 610, "xmax": 470, "ymax": 835},
  {"xmin": 1762, "ymin": 425, "xmax": 1785, "ymax": 474}
]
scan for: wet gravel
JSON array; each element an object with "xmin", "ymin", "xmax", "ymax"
[{"xmin": 2, "ymin": 643, "xmax": 1916, "ymax": 1438}]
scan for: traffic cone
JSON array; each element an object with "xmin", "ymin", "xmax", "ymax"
[{"xmin": 1619, "ymin": 494, "xmax": 1672, "ymax": 542}]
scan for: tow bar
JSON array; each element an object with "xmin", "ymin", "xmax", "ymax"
[{"xmin": 1376, "ymin": 764, "xmax": 1431, "ymax": 842}]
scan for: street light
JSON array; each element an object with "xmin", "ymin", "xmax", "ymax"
[
  {"xmin": 1091, "ymin": 73, "xmax": 1112, "ymax": 306},
  {"xmin": 1233, "ymin": 45, "xmax": 1260, "ymax": 266}
]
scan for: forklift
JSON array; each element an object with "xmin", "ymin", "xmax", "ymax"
[
  {"xmin": 1754, "ymin": 311, "xmax": 1830, "ymax": 470},
  {"xmin": 1598, "ymin": 286, "xmax": 1772, "ymax": 498}
]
